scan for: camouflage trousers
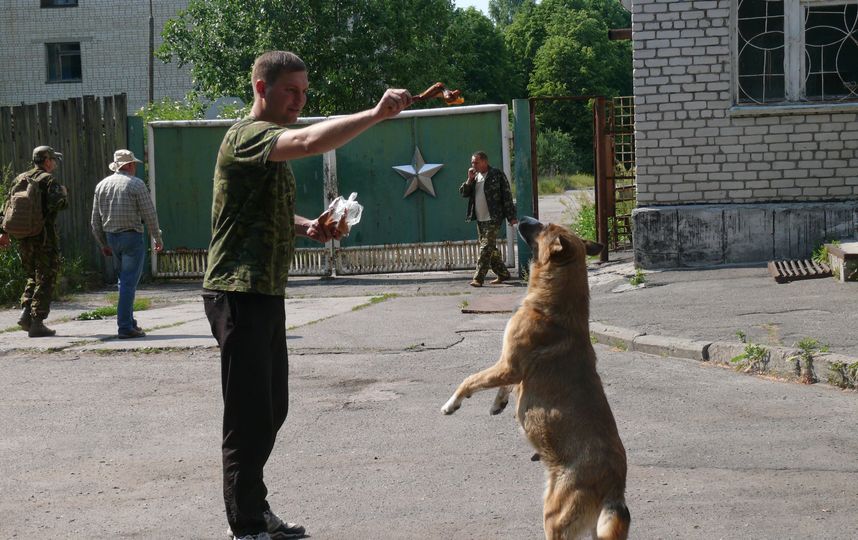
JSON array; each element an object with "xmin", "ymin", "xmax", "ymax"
[
  {"xmin": 18, "ymin": 234, "xmax": 60, "ymax": 319},
  {"xmin": 473, "ymin": 220, "xmax": 510, "ymax": 283}
]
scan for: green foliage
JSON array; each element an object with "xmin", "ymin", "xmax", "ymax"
[
  {"xmin": 569, "ymin": 195, "xmax": 596, "ymax": 241},
  {"xmin": 536, "ymin": 128, "xmax": 581, "ymax": 176},
  {"xmin": 828, "ymin": 361, "xmax": 858, "ymax": 389},
  {"xmin": 731, "ymin": 342, "xmax": 770, "ymax": 373},
  {"xmin": 489, "ymin": 0, "xmax": 527, "ymax": 29},
  {"xmin": 735, "ymin": 330, "xmax": 747, "ymax": 343},
  {"xmin": 76, "ymin": 297, "xmax": 152, "ymax": 320},
  {"xmin": 787, "ymin": 337, "xmax": 828, "ymax": 384},
  {"xmin": 505, "ymin": 0, "xmax": 632, "ymax": 172},
  {"xmin": 812, "ymin": 239, "xmax": 839, "ymax": 266},
  {"xmin": 136, "ymin": 97, "xmax": 204, "ymax": 123},
  {"xmin": 629, "ymin": 268, "xmax": 645, "ymax": 287},
  {"xmin": 158, "ymin": 1, "xmax": 517, "ymax": 115}
]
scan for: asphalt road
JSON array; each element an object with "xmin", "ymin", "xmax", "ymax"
[{"xmin": 2, "ymin": 292, "xmax": 856, "ymax": 539}]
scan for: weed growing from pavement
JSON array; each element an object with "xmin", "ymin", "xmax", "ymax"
[
  {"xmin": 76, "ymin": 297, "xmax": 152, "ymax": 320},
  {"xmin": 731, "ymin": 342, "xmax": 770, "ymax": 373},
  {"xmin": 787, "ymin": 337, "xmax": 828, "ymax": 384},
  {"xmin": 828, "ymin": 361, "xmax": 858, "ymax": 389},
  {"xmin": 459, "ymin": 300, "xmax": 469, "ymax": 309},
  {"xmin": 629, "ymin": 268, "xmax": 645, "ymax": 287},
  {"xmin": 812, "ymin": 239, "xmax": 840, "ymax": 266}
]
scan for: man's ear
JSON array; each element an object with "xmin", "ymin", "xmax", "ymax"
[
  {"xmin": 584, "ymin": 240, "xmax": 604, "ymax": 257},
  {"xmin": 253, "ymin": 79, "xmax": 267, "ymax": 98}
]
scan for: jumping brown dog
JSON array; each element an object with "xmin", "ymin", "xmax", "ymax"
[{"xmin": 442, "ymin": 216, "xmax": 630, "ymax": 540}]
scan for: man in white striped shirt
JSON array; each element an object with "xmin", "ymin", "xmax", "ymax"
[{"xmin": 91, "ymin": 149, "xmax": 163, "ymax": 338}]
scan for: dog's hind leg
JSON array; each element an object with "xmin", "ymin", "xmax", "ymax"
[
  {"xmin": 543, "ymin": 472, "xmax": 600, "ymax": 540},
  {"xmin": 441, "ymin": 360, "xmax": 521, "ymax": 414},
  {"xmin": 594, "ymin": 500, "xmax": 630, "ymax": 540},
  {"xmin": 490, "ymin": 385, "xmax": 512, "ymax": 415}
]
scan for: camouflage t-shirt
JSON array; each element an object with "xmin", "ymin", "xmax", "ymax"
[{"xmin": 203, "ymin": 116, "xmax": 296, "ymax": 296}]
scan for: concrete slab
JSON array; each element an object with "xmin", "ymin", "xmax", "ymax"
[
  {"xmin": 1, "ymin": 296, "xmax": 379, "ymax": 352},
  {"xmin": 461, "ymin": 293, "xmax": 522, "ymax": 314}
]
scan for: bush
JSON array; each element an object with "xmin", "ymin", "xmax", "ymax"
[
  {"xmin": 569, "ymin": 195, "xmax": 596, "ymax": 241},
  {"xmin": 536, "ymin": 129, "xmax": 582, "ymax": 177}
]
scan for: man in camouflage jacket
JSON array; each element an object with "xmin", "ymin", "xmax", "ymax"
[
  {"xmin": 459, "ymin": 151, "xmax": 518, "ymax": 286},
  {"xmin": 0, "ymin": 145, "xmax": 68, "ymax": 337},
  {"xmin": 201, "ymin": 50, "xmax": 412, "ymax": 540}
]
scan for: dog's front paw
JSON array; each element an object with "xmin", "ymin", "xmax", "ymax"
[{"xmin": 441, "ymin": 394, "xmax": 462, "ymax": 415}]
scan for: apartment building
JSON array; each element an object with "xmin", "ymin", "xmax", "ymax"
[{"xmin": 1, "ymin": 0, "xmax": 192, "ymax": 113}]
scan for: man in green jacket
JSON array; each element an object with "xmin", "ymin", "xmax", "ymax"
[
  {"xmin": 0, "ymin": 145, "xmax": 68, "ymax": 337},
  {"xmin": 459, "ymin": 151, "xmax": 518, "ymax": 287}
]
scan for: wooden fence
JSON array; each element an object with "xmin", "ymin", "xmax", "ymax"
[{"xmin": 0, "ymin": 94, "xmax": 129, "ymax": 276}]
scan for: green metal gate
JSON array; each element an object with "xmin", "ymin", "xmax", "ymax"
[{"xmin": 148, "ymin": 105, "xmax": 518, "ymax": 277}]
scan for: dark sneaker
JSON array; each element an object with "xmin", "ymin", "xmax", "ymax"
[
  {"xmin": 118, "ymin": 328, "xmax": 146, "ymax": 339},
  {"xmin": 264, "ymin": 510, "xmax": 305, "ymax": 539},
  {"xmin": 226, "ymin": 511, "xmax": 304, "ymax": 540}
]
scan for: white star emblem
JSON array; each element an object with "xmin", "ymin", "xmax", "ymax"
[{"xmin": 392, "ymin": 147, "xmax": 443, "ymax": 198}]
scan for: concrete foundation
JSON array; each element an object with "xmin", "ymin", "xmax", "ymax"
[{"xmin": 633, "ymin": 202, "xmax": 858, "ymax": 268}]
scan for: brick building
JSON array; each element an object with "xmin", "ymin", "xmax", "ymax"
[
  {"xmin": 631, "ymin": 0, "xmax": 858, "ymax": 267},
  {"xmin": 0, "ymin": 0, "xmax": 192, "ymax": 113}
]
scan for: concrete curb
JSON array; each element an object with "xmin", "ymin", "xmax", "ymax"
[
  {"xmin": 590, "ymin": 322, "xmax": 709, "ymax": 361},
  {"xmin": 591, "ymin": 321, "xmax": 858, "ymax": 388}
]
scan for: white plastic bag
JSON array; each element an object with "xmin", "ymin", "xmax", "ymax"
[{"xmin": 327, "ymin": 192, "xmax": 363, "ymax": 236}]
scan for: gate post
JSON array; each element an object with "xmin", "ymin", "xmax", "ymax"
[{"xmin": 512, "ymin": 99, "xmax": 534, "ymax": 276}]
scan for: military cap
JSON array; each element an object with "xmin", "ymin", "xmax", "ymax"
[{"xmin": 32, "ymin": 145, "xmax": 63, "ymax": 163}]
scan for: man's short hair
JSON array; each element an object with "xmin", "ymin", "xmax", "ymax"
[
  {"xmin": 251, "ymin": 51, "xmax": 306, "ymax": 87},
  {"xmin": 472, "ymin": 151, "xmax": 488, "ymax": 161}
]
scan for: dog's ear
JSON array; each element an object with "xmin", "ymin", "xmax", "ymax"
[
  {"xmin": 584, "ymin": 240, "xmax": 604, "ymax": 257},
  {"xmin": 549, "ymin": 236, "xmax": 564, "ymax": 255}
]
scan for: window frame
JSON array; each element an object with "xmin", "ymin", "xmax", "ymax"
[
  {"xmin": 45, "ymin": 42, "xmax": 82, "ymax": 84},
  {"xmin": 733, "ymin": 0, "xmax": 858, "ymax": 109},
  {"xmin": 40, "ymin": 0, "xmax": 79, "ymax": 7}
]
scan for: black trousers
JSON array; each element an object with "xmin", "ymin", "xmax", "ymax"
[{"xmin": 203, "ymin": 289, "xmax": 289, "ymax": 536}]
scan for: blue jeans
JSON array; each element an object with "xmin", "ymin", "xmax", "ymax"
[{"xmin": 106, "ymin": 231, "xmax": 145, "ymax": 333}]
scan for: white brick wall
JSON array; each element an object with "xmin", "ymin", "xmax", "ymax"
[
  {"xmin": 0, "ymin": 0, "xmax": 192, "ymax": 113},
  {"xmin": 632, "ymin": 0, "xmax": 858, "ymax": 205}
]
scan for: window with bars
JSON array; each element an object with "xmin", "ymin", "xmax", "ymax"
[
  {"xmin": 41, "ymin": 0, "xmax": 78, "ymax": 7},
  {"xmin": 737, "ymin": 0, "xmax": 858, "ymax": 105},
  {"xmin": 46, "ymin": 42, "xmax": 82, "ymax": 83}
]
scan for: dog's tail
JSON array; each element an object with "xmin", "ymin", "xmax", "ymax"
[{"xmin": 596, "ymin": 499, "xmax": 630, "ymax": 540}]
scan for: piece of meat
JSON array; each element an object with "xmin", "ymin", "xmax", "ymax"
[{"xmin": 414, "ymin": 82, "xmax": 465, "ymax": 105}]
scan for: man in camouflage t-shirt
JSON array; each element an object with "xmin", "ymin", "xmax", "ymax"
[{"xmin": 202, "ymin": 51, "xmax": 412, "ymax": 540}]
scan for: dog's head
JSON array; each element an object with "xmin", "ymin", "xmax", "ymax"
[{"xmin": 518, "ymin": 216, "xmax": 603, "ymax": 274}]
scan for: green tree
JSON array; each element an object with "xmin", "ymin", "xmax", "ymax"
[
  {"xmin": 441, "ymin": 8, "xmax": 520, "ymax": 104},
  {"xmin": 159, "ymin": 0, "xmax": 457, "ymax": 115},
  {"xmin": 504, "ymin": 0, "xmax": 632, "ymax": 171},
  {"xmin": 488, "ymin": 0, "xmax": 526, "ymax": 29}
]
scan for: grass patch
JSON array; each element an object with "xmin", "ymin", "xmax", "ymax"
[
  {"xmin": 351, "ymin": 293, "xmax": 399, "ymax": 311},
  {"xmin": 76, "ymin": 297, "xmax": 152, "ymax": 320},
  {"xmin": 538, "ymin": 173, "xmax": 594, "ymax": 195}
]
